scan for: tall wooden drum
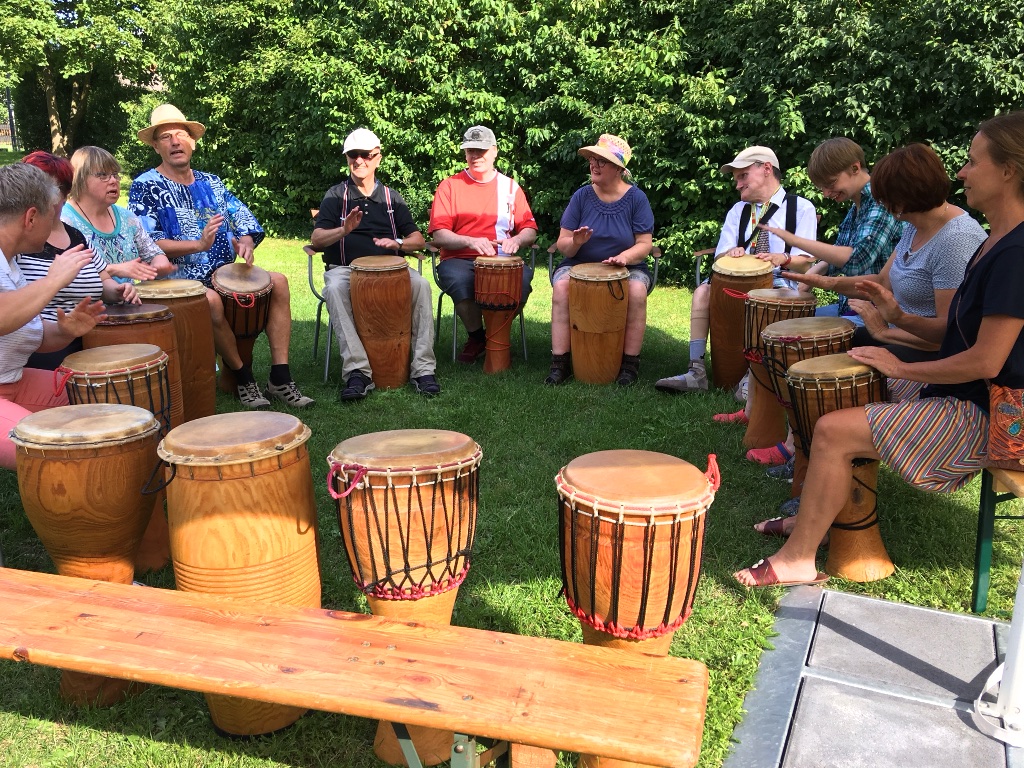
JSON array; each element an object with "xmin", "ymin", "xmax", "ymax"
[
  {"xmin": 159, "ymin": 412, "xmax": 321, "ymax": 736},
  {"xmin": 349, "ymin": 255, "xmax": 412, "ymax": 389},
  {"xmin": 761, "ymin": 316, "xmax": 857, "ymax": 498},
  {"xmin": 328, "ymin": 429, "xmax": 481, "ymax": 767},
  {"xmin": 708, "ymin": 256, "xmax": 773, "ymax": 390},
  {"xmin": 557, "ymin": 449, "xmax": 719, "ymax": 768},
  {"xmin": 135, "ymin": 279, "xmax": 216, "ymax": 422},
  {"xmin": 786, "ymin": 354, "xmax": 894, "ymax": 582},
  {"xmin": 568, "ymin": 263, "xmax": 629, "ymax": 384},
  {"xmin": 474, "ymin": 255, "xmax": 523, "ymax": 374},
  {"xmin": 12, "ymin": 403, "xmax": 161, "ymax": 705},
  {"xmin": 211, "ymin": 263, "xmax": 273, "ymax": 394},
  {"xmin": 741, "ymin": 289, "xmax": 818, "ymax": 449}
]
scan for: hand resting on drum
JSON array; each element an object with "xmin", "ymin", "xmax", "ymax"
[
  {"xmin": 846, "ymin": 345, "xmax": 902, "ymax": 378},
  {"xmin": 112, "ymin": 281, "xmax": 142, "ymax": 305}
]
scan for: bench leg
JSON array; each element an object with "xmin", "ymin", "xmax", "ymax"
[
  {"xmin": 451, "ymin": 733, "xmax": 510, "ymax": 768},
  {"xmin": 389, "ymin": 723, "xmax": 426, "ymax": 768},
  {"xmin": 974, "ymin": 469, "xmax": 997, "ymax": 614}
]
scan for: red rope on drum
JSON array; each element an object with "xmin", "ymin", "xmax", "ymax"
[
  {"xmin": 327, "ymin": 462, "xmax": 368, "ymax": 500},
  {"xmin": 564, "ymin": 593, "xmax": 691, "ymax": 640},
  {"xmin": 231, "ymin": 291, "xmax": 256, "ymax": 308},
  {"xmin": 705, "ymin": 453, "xmax": 721, "ymax": 492},
  {"xmin": 743, "ymin": 349, "xmax": 763, "ymax": 364},
  {"xmin": 357, "ymin": 567, "xmax": 470, "ymax": 601},
  {"xmin": 52, "ymin": 367, "xmax": 72, "ymax": 397},
  {"xmin": 722, "ymin": 287, "xmax": 749, "ymax": 300}
]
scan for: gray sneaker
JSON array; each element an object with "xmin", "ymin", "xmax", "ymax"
[
  {"xmin": 778, "ymin": 496, "xmax": 801, "ymax": 517},
  {"xmin": 765, "ymin": 455, "xmax": 795, "ymax": 482},
  {"xmin": 733, "ymin": 371, "xmax": 750, "ymax": 403},
  {"xmin": 265, "ymin": 380, "xmax": 314, "ymax": 408},
  {"xmin": 237, "ymin": 381, "xmax": 270, "ymax": 409},
  {"xmin": 655, "ymin": 365, "xmax": 708, "ymax": 393}
]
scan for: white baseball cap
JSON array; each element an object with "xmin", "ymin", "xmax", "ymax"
[
  {"xmin": 720, "ymin": 146, "xmax": 781, "ymax": 174},
  {"xmin": 343, "ymin": 128, "xmax": 381, "ymax": 154}
]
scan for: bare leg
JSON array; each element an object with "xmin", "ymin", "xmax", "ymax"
[
  {"xmin": 735, "ymin": 407, "xmax": 881, "ymax": 584},
  {"xmin": 265, "ymin": 272, "xmax": 291, "ymax": 365},
  {"xmin": 454, "ymin": 299, "xmax": 483, "ymax": 333},
  {"xmin": 207, "ymin": 289, "xmax": 242, "ymax": 368},
  {"xmin": 690, "ymin": 282, "xmax": 710, "ymax": 346},
  {"xmin": 550, "ymin": 279, "xmax": 570, "ymax": 354},
  {"xmin": 623, "ymin": 281, "xmax": 647, "ymax": 356}
]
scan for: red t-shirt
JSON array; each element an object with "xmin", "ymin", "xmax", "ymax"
[{"xmin": 428, "ymin": 170, "xmax": 538, "ymax": 260}]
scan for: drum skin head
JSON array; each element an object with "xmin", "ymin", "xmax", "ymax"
[
  {"xmin": 97, "ymin": 303, "xmax": 171, "ymax": 323},
  {"xmin": 747, "ymin": 288, "xmax": 817, "ymax": 305},
  {"xmin": 212, "ymin": 263, "xmax": 272, "ymax": 293},
  {"xmin": 762, "ymin": 316, "xmax": 856, "ymax": 340},
  {"xmin": 560, "ymin": 450, "xmax": 710, "ymax": 510},
  {"xmin": 712, "ymin": 255, "xmax": 773, "ymax": 277},
  {"xmin": 62, "ymin": 343, "xmax": 164, "ymax": 371},
  {"xmin": 349, "ymin": 255, "xmax": 407, "ymax": 272},
  {"xmin": 330, "ymin": 429, "xmax": 478, "ymax": 467},
  {"xmin": 568, "ymin": 263, "xmax": 629, "ymax": 281},
  {"xmin": 474, "ymin": 255, "xmax": 523, "ymax": 268},
  {"xmin": 159, "ymin": 411, "xmax": 310, "ymax": 464},
  {"xmin": 11, "ymin": 403, "xmax": 159, "ymax": 446},
  {"xmin": 787, "ymin": 352, "xmax": 875, "ymax": 380},
  {"xmin": 135, "ymin": 279, "xmax": 206, "ymax": 299}
]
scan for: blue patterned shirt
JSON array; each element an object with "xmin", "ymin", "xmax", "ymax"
[{"xmin": 128, "ymin": 169, "xmax": 265, "ymax": 286}]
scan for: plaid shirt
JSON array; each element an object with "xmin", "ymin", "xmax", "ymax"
[{"xmin": 830, "ymin": 181, "xmax": 904, "ymax": 314}]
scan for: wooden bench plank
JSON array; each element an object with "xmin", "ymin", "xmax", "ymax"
[
  {"xmin": 0, "ymin": 568, "xmax": 707, "ymax": 766},
  {"xmin": 990, "ymin": 467, "xmax": 1024, "ymax": 498}
]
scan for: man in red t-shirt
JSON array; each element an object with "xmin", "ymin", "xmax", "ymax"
[{"xmin": 429, "ymin": 126, "xmax": 538, "ymax": 363}]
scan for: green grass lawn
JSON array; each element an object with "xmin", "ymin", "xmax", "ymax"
[{"xmin": 2, "ymin": 237, "xmax": 1022, "ymax": 767}]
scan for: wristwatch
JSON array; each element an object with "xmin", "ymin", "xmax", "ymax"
[{"xmin": 395, "ymin": 238, "xmax": 404, "ymax": 250}]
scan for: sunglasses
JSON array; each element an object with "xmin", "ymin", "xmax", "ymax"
[{"xmin": 346, "ymin": 150, "xmax": 380, "ymax": 161}]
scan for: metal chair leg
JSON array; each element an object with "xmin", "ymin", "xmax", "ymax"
[
  {"xmin": 323, "ymin": 317, "xmax": 333, "ymax": 383},
  {"xmin": 518, "ymin": 310, "xmax": 527, "ymax": 361},
  {"xmin": 974, "ymin": 470, "xmax": 997, "ymax": 613},
  {"xmin": 313, "ymin": 299, "xmax": 325, "ymax": 360},
  {"xmin": 451, "ymin": 306, "xmax": 459, "ymax": 361}
]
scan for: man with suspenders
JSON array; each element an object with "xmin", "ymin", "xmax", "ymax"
[
  {"xmin": 656, "ymin": 146, "xmax": 819, "ymax": 394},
  {"xmin": 311, "ymin": 128, "xmax": 439, "ymax": 401}
]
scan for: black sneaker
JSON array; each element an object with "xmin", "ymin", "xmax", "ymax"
[
  {"xmin": 340, "ymin": 373, "xmax": 375, "ymax": 402},
  {"xmin": 411, "ymin": 374, "xmax": 441, "ymax": 397}
]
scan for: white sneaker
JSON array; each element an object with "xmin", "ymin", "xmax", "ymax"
[
  {"xmin": 733, "ymin": 371, "xmax": 750, "ymax": 403},
  {"xmin": 655, "ymin": 365, "xmax": 708, "ymax": 393}
]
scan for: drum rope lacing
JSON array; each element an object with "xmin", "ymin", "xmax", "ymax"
[
  {"xmin": 56, "ymin": 358, "xmax": 173, "ymax": 438},
  {"xmin": 328, "ymin": 452, "xmax": 481, "ymax": 600},
  {"xmin": 557, "ymin": 456, "xmax": 719, "ymax": 640}
]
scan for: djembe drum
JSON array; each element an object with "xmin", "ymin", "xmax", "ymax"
[
  {"xmin": 212, "ymin": 263, "xmax": 273, "ymax": 394},
  {"xmin": 786, "ymin": 354, "xmax": 894, "ymax": 582},
  {"xmin": 349, "ymin": 255, "xmax": 412, "ymax": 389},
  {"xmin": 708, "ymin": 256, "xmax": 774, "ymax": 391},
  {"xmin": 557, "ymin": 449, "xmax": 719, "ymax": 768},
  {"xmin": 159, "ymin": 411, "xmax": 321, "ymax": 736},
  {"xmin": 761, "ymin": 317, "xmax": 857, "ymax": 498},
  {"xmin": 135, "ymin": 279, "xmax": 216, "ymax": 422},
  {"xmin": 328, "ymin": 429, "xmax": 481, "ymax": 767},
  {"xmin": 58, "ymin": 342, "xmax": 177, "ymax": 572},
  {"xmin": 474, "ymin": 255, "xmax": 523, "ymax": 374},
  {"xmin": 12, "ymin": 403, "xmax": 161, "ymax": 705},
  {"xmin": 568, "ymin": 263, "xmax": 629, "ymax": 384},
  {"xmin": 741, "ymin": 289, "xmax": 818, "ymax": 449}
]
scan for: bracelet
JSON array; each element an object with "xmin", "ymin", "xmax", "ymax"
[{"xmin": 781, "ymin": 255, "xmax": 792, "ymax": 268}]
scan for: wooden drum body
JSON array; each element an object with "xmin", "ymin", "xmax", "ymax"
[
  {"xmin": 786, "ymin": 354, "xmax": 894, "ymax": 582},
  {"xmin": 349, "ymin": 255, "xmax": 413, "ymax": 389},
  {"xmin": 761, "ymin": 317, "xmax": 856, "ymax": 497},
  {"xmin": 475, "ymin": 255, "xmax": 523, "ymax": 374},
  {"xmin": 12, "ymin": 403, "xmax": 160, "ymax": 705},
  {"xmin": 136, "ymin": 279, "xmax": 216, "ymax": 422},
  {"xmin": 742, "ymin": 289, "xmax": 818, "ymax": 449},
  {"xmin": 212, "ymin": 263, "xmax": 273, "ymax": 393},
  {"xmin": 328, "ymin": 429, "xmax": 481, "ymax": 767},
  {"xmin": 568, "ymin": 264, "xmax": 629, "ymax": 384},
  {"xmin": 709, "ymin": 256, "xmax": 774, "ymax": 391},
  {"xmin": 557, "ymin": 449, "xmax": 718, "ymax": 768},
  {"xmin": 159, "ymin": 412, "xmax": 321, "ymax": 736}
]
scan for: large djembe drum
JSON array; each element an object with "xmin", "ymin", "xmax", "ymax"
[
  {"xmin": 12, "ymin": 403, "xmax": 161, "ymax": 705},
  {"xmin": 556, "ymin": 449, "xmax": 719, "ymax": 768},
  {"xmin": 58, "ymin": 342, "xmax": 178, "ymax": 572},
  {"xmin": 159, "ymin": 412, "xmax": 321, "ymax": 736},
  {"xmin": 568, "ymin": 263, "xmax": 629, "ymax": 384},
  {"xmin": 212, "ymin": 263, "xmax": 273, "ymax": 394},
  {"xmin": 786, "ymin": 354, "xmax": 894, "ymax": 582},
  {"xmin": 740, "ymin": 289, "xmax": 818, "ymax": 449},
  {"xmin": 349, "ymin": 255, "xmax": 412, "ymax": 389},
  {"xmin": 328, "ymin": 429, "xmax": 481, "ymax": 767},
  {"xmin": 135, "ymin": 278, "xmax": 216, "ymax": 422},
  {"xmin": 709, "ymin": 256, "xmax": 774, "ymax": 391},
  {"xmin": 761, "ymin": 317, "xmax": 857, "ymax": 498},
  {"xmin": 475, "ymin": 255, "xmax": 523, "ymax": 374}
]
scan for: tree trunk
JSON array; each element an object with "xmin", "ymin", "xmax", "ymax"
[
  {"xmin": 67, "ymin": 72, "xmax": 92, "ymax": 152},
  {"xmin": 38, "ymin": 65, "xmax": 67, "ymax": 157}
]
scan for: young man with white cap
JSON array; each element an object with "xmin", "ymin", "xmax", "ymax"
[
  {"xmin": 311, "ymin": 128, "xmax": 439, "ymax": 401},
  {"xmin": 128, "ymin": 103, "xmax": 313, "ymax": 410},
  {"xmin": 429, "ymin": 125, "xmax": 538, "ymax": 363},
  {"xmin": 655, "ymin": 145, "xmax": 818, "ymax": 395}
]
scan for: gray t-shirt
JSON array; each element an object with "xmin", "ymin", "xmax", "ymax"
[{"xmin": 887, "ymin": 212, "xmax": 987, "ymax": 317}]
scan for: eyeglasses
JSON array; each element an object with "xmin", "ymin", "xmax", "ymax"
[
  {"xmin": 156, "ymin": 129, "xmax": 191, "ymax": 143},
  {"xmin": 347, "ymin": 150, "xmax": 380, "ymax": 161},
  {"xmin": 588, "ymin": 157, "xmax": 609, "ymax": 168},
  {"xmin": 91, "ymin": 172, "xmax": 121, "ymax": 181}
]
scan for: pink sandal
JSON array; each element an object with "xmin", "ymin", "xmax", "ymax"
[
  {"xmin": 713, "ymin": 408, "xmax": 749, "ymax": 425},
  {"xmin": 746, "ymin": 442, "xmax": 793, "ymax": 466}
]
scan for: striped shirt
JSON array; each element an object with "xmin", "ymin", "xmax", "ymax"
[
  {"xmin": 16, "ymin": 224, "xmax": 106, "ymax": 322},
  {"xmin": 0, "ymin": 250, "xmax": 45, "ymax": 384}
]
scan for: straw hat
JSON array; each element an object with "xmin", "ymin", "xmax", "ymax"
[
  {"xmin": 578, "ymin": 134, "xmax": 632, "ymax": 169},
  {"xmin": 138, "ymin": 104, "xmax": 206, "ymax": 146}
]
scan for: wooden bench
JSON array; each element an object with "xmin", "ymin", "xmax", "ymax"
[
  {"xmin": 973, "ymin": 467, "xmax": 1024, "ymax": 613},
  {"xmin": 0, "ymin": 567, "xmax": 708, "ymax": 767}
]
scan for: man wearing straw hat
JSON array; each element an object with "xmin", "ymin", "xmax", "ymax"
[{"xmin": 129, "ymin": 104, "xmax": 313, "ymax": 410}]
